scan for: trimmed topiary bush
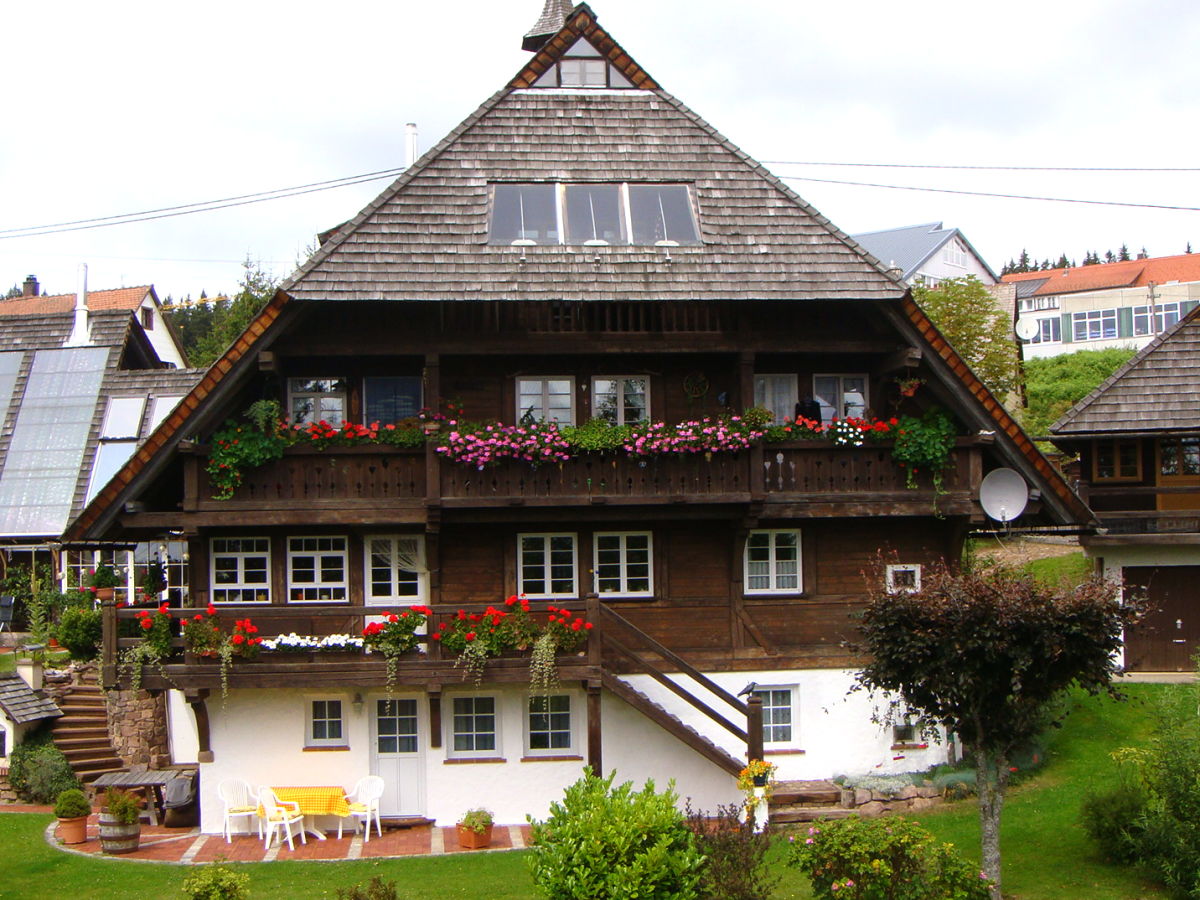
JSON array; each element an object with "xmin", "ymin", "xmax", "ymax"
[
  {"xmin": 55, "ymin": 604, "xmax": 103, "ymax": 660},
  {"xmin": 53, "ymin": 788, "xmax": 91, "ymax": 819},
  {"xmin": 528, "ymin": 769, "xmax": 705, "ymax": 900}
]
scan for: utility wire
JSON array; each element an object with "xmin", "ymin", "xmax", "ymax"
[{"xmin": 762, "ymin": 160, "xmax": 1200, "ymax": 173}]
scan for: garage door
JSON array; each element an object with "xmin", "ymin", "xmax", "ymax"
[{"xmin": 1123, "ymin": 566, "xmax": 1200, "ymax": 672}]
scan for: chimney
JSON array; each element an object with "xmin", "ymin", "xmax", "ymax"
[
  {"xmin": 65, "ymin": 263, "xmax": 93, "ymax": 347},
  {"xmin": 22, "ymin": 274, "xmax": 39, "ymax": 297},
  {"xmin": 405, "ymin": 123, "xmax": 419, "ymax": 168}
]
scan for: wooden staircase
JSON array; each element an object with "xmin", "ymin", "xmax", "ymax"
[
  {"xmin": 50, "ymin": 673, "xmax": 124, "ymax": 784},
  {"xmin": 769, "ymin": 780, "xmax": 855, "ymax": 824}
]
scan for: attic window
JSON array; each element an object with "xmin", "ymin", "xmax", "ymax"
[
  {"xmin": 489, "ymin": 183, "xmax": 700, "ymax": 246},
  {"xmin": 532, "ymin": 38, "xmax": 635, "ymax": 89}
]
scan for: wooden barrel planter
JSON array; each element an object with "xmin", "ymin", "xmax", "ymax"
[{"xmin": 98, "ymin": 812, "xmax": 141, "ymax": 854}]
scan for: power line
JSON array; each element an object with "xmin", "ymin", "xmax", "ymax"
[
  {"xmin": 776, "ymin": 174, "xmax": 1200, "ymax": 212},
  {"xmin": 762, "ymin": 160, "xmax": 1200, "ymax": 173}
]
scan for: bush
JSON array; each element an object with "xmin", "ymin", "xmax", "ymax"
[
  {"xmin": 528, "ymin": 769, "xmax": 705, "ymax": 900},
  {"xmin": 104, "ymin": 788, "xmax": 142, "ymax": 825},
  {"xmin": 1081, "ymin": 780, "xmax": 1147, "ymax": 863},
  {"xmin": 686, "ymin": 802, "xmax": 777, "ymax": 900},
  {"xmin": 9, "ymin": 736, "xmax": 79, "ymax": 803},
  {"xmin": 182, "ymin": 860, "xmax": 250, "ymax": 900},
  {"xmin": 788, "ymin": 815, "xmax": 992, "ymax": 900},
  {"xmin": 55, "ymin": 604, "xmax": 102, "ymax": 660},
  {"xmin": 53, "ymin": 788, "xmax": 91, "ymax": 819},
  {"xmin": 336, "ymin": 877, "xmax": 403, "ymax": 900}
]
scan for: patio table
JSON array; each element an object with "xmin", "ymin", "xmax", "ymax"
[
  {"xmin": 265, "ymin": 785, "xmax": 350, "ymax": 841},
  {"xmin": 92, "ymin": 769, "xmax": 180, "ymax": 826}
]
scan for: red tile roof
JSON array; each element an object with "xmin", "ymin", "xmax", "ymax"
[
  {"xmin": 0, "ymin": 286, "xmax": 152, "ymax": 316},
  {"xmin": 1001, "ymin": 254, "xmax": 1200, "ymax": 297}
]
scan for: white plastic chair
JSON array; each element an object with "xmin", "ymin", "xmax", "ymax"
[
  {"xmin": 338, "ymin": 775, "xmax": 384, "ymax": 842},
  {"xmin": 257, "ymin": 787, "xmax": 307, "ymax": 851},
  {"xmin": 217, "ymin": 779, "xmax": 261, "ymax": 843}
]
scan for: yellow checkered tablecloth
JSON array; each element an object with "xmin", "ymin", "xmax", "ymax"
[{"xmin": 268, "ymin": 786, "xmax": 351, "ymax": 818}]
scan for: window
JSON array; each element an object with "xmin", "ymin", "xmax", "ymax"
[
  {"xmin": 377, "ymin": 698, "xmax": 419, "ymax": 754},
  {"xmin": 1072, "ymin": 310, "xmax": 1117, "ymax": 341},
  {"xmin": 451, "ymin": 696, "xmax": 498, "ymax": 757},
  {"xmin": 1133, "ymin": 302, "xmax": 1182, "ymax": 336},
  {"xmin": 744, "ymin": 530, "xmax": 801, "ymax": 594},
  {"xmin": 532, "ymin": 38, "xmax": 635, "ymax": 89},
  {"xmin": 288, "ymin": 377, "xmax": 347, "ymax": 426},
  {"xmin": 1029, "ymin": 317, "xmax": 1061, "ymax": 344},
  {"xmin": 886, "ymin": 564, "xmax": 922, "ymax": 593},
  {"xmin": 141, "ymin": 307, "xmax": 154, "ymax": 330},
  {"xmin": 527, "ymin": 694, "xmax": 575, "ymax": 755},
  {"xmin": 133, "ymin": 541, "xmax": 189, "ymax": 605},
  {"xmin": 943, "ymin": 239, "xmax": 967, "ymax": 267},
  {"xmin": 1160, "ymin": 438, "xmax": 1200, "ymax": 477},
  {"xmin": 813, "ymin": 375, "xmax": 867, "ymax": 424},
  {"xmin": 593, "ymin": 532, "xmax": 652, "ymax": 597},
  {"xmin": 519, "ymin": 533, "xmax": 578, "ymax": 598},
  {"xmin": 754, "ymin": 687, "xmax": 795, "ymax": 744},
  {"xmin": 365, "ymin": 535, "xmax": 426, "ymax": 604},
  {"xmin": 517, "ymin": 377, "xmax": 575, "ymax": 424},
  {"xmin": 489, "ymin": 184, "xmax": 699, "ymax": 246},
  {"xmin": 364, "ymin": 376, "xmax": 422, "ymax": 424},
  {"xmin": 287, "ymin": 536, "xmax": 348, "ymax": 603},
  {"xmin": 64, "ymin": 549, "xmax": 126, "ymax": 598},
  {"xmin": 591, "ymin": 377, "xmax": 648, "ymax": 425},
  {"xmin": 1094, "ymin": 440, "xmax": 1140, "ymax": 481},
  {"xmin": 1019, "ymin": 297, "xmax": 1059, "ymax": 313},
  {"xmin": 101, "ymin": 397, "xmax": 146, "ymax": 439},
  {"xmin": 210, "ymin": 538, "xmax": 270, "ymax": 604},
  {"xmin": 308, "ymin": 699, "xmax": 344, "ymax": 747},
  {"xmin": 754, "ymin": 375, "xmax": 798, "ymax": 424}
]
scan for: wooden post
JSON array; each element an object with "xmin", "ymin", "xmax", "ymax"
[
  {"xmin": 185, "ymin": 690, "xmax": 213, "ymax": 763},
  {"xmin": 587, "ymin": 683, "xmax": 602, "ymax": 774},
  {"xmin": 101, "ymin": 596, "xmax": 118, "ymax": 689},
  {"xmin": 747, "ymin": 692, "xmax": 764, "ymax": 764},
  {"xmin": 428, "ymin": 687, "xmax": 442, "ymax": 749}
]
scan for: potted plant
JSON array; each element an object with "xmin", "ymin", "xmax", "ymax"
[
  {"xmin": 182, "ymin": 604, "xmax": 223, "ymax": 658},
  {"xmin": 99, "ymin": 788, "xmax": 142, "ymax": 854},
  {"xmin": 88, "ymin": 565, "xmax": 122, "ymax": 602},
  {"xmin": 456, "ymin": 808, "xmax": 494, "ymax": 849},
  {"xmin": 54, "ymin": 788, "xmax": 91, "ymax": 844},
  {"xmin": 362, "ymin": 606, "xmax": 432, "ymax": 691},
  {"xmin": 119, "ymin": 603, "xmax": 175, "ymax": 692}
]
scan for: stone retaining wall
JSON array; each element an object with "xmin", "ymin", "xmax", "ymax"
[{"xmin": 840, "ymin": 784, "xmax": 945, "ymax": 817}]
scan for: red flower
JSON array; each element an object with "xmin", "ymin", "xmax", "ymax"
[
  {"xmin": 464, "ymin": 632, "xmax": 476, "ymax": 641},
  {"xmin": 140, "ymin": 619, "xmax": 153, "ymax": 631},
  {"xmin": 431, "ymin": 633, "xmax": 442, "ymax": 641},
  {"xmin": 231, "ymin": 634, "xmax": 245, "ymax": 645},
  {"xmin": 388, "ymin": 614, "xmax": 399, "ymax": 623},
  {"xmin": 193, "ymin": 614, "xmax": 203, "ymax": 622},
  {"xmin": 584, "ymin": 622, "xmax": 594, "ymax": 630},
  {"xmin": 206, "ymin": 603, "xmax": 217, "ymax": 616}
]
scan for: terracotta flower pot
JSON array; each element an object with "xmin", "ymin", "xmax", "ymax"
[
  {"xmin": 94, "ymin": 587, "xmax": 115, "ymax": 602},
  {"xmin": 456, "ymin": 823, "xmax": 493, "ymax": 849},
  {"xmin": 57, "ymin": 815, "xmax": 89, "ymax": 845}
]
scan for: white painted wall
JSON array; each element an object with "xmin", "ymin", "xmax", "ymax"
[
  {"xmin": 138, "ymin": 299, "xmax": 187, "ymax": 368},
  {"xmin": 166, "ymin": 690, "xmax": 199, "ymax": 764}
]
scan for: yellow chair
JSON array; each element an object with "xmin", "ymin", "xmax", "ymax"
[{"xmin": 217, "ymin": 779, "xmax": 260, "ymax": 843}]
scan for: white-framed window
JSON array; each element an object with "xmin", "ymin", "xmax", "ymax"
[
  {"xmin": 365, "ymin": 535, "xmax": 427, "ymax": 604},
  {"xmin": 943, "ymin": 238, "xmax": 967, "ymax": 268},
  {"xmin": 287, "ymin": 536, "xmax": 348, "ymax": 603},
  {"xmin": 517, "ymin": 377, "xmax": 575, "ymax": 425},
  {"xmin": 754, "ymin": 375, "xmax": 798, "ymax": 424},
  {"xmin": 744, "ymin": 530, "xmax": 801, "ymax": 595},
  {"xmin": 518, "ymin": 533, "xmax": 578, "ymax": 598},
  {"xmin": 364, "ymin": 376, "xmax": 422, "ymax": 424},
  {"xmin": 449, "ymin": 695, "xmax": 499, "ymax": 758},
  {"xmin": 886, "ymin": 564, "xmax": 922, "ymax": 593},
  {"xmin": 288, "ymin": 377, "xmax": 348, "ymax": 426},
  {"xmin": 527, "ymin": 693, "xmax": 576, "ymax": 756},
  {"xmin": 593, "ymin": 532, "xmax": 653, "ymax": 597},
  {"xmin": 1072, "ymin": 309, "xmax": 1117, "ymax": 341},
  {"xmin": 753, "ymin": 686, "xmax": 796, "ymax": 745},
  {"xmin": 376, "ymin": 697, "xmax": 420, "ymax": 754},
  {"xmin": 1029, "ymin": 317, "xmax": 1061, "ymax": 344},
  {"xmin": 1019, "ymin": 297, "xmax": 1060, "ymax": 312},
  {"xmin": 132, "ymin": 541, "xmax": 189, "ymax": 605},
  {"xmin": 101, "ymin": 396, "xmax": 146, "ymax": 439},
  {"xmin": 210, "ymin": 537, "xmax": 271, "ymax": 604},
  {"xmin": 591, "ymin": 376, "xmax": 648, "ymax": 425},
  {"xmin": 813, "ymin": 374, "xmax": 867, "ymax": 424},
  {"xmin": 307, "ymin": 698, "xmax": 345, "ymax": 748},
  {"xmin": 1133, "ymin": 301, "xmax": 1182, "ymax": 336}
]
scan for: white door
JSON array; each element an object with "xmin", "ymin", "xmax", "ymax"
[{"xmin": 370, "ymin": 696, "xmax": 426, "ymax": 817}]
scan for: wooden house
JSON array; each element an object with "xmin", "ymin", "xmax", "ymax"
[
  {"xmin": 1050, "ymin": 305, "xmax": 1200, "ymax": 672},
  {"xmin": 67, "ymin": 2, "xmax": 1089, "ymax": 831}
]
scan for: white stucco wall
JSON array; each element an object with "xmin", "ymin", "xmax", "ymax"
[{"xmin": 166, "ymin": 690, "xmax": 199, "ymax": 764}]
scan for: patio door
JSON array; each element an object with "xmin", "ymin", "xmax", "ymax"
[{"xmin": 370, "ymin": 697, "xmax": 426, "ymax": 817}]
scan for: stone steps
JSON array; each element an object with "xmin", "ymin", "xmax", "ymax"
[{"xmin": 50, "ymin": 680, "xmax": 126, "ymax": 785}]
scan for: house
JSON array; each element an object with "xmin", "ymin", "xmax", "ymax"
[
  {"xmin": 1049, "ymin": 304, "xmax": 1200, "ymax": 672},
  {"xmin": 1003, "ymin": 253, "xmax": 1200, "ymax": 359},
  {"xmin": 852, "ymin": 223, "xmax": 998, "ymax": 288},
  {"xmin": 0, "ymin": 270, "xmax": 203, "ymax": 601},
  {"xmin": 66, "ymin": 2, "xmax": 1090, "ymax": 834},
  {"xmin": 1, "ymin": 275, "xmax": 189, "ymax": 369},
  {"xmin": 0, "ymin": 671, "xmax": 61, "ymax": 767}
]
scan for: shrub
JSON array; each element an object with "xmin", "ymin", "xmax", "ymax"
[
  {"xmin": 336, "ymin": 877, "xmax": 403, "ymax": 900},
  {"xmin": 686, "ymin": 802, "xmax": 778, "ymax": 900},
  {"xmin": 528, "ymin": 769, "xmax": 705, "ymax": 900},
  {"xmin": 55, "ymin": 604, "xmax": 103, "ymax": 660},
  {"xmin": 182, "ymin": 860, "xmax": 250, "ymax": 900},
  {"xmin": 1080, "ymin": 780, "xmax": 1147, "ymax": 864},
  {"xmin": 788, "ymin": 815, "xmax": 992, "ymax": 900},
  {"xmin": 9, "ymin": 737, "xmax": 79, "ymax": 803},
  {"xmin": 103, "ymin": 788, "xmax": 142, "ymax": 825},
  {"xmin": 53, "ymin": 788, "xmax": 91, "ymax": 819}
]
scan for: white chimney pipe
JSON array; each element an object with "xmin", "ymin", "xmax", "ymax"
[
  {"xmin": 65, "ymin": 263, "xmax": 92, "ymax": 346},
  {"xmin": 405, "ymin": 123, "xmax": 419, "ymax": 168}
]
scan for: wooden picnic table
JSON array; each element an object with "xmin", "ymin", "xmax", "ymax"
[{"xmin": 91, "ymin": 769, "xmax": 181, "ymax": 826}]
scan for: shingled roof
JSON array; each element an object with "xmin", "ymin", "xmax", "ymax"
[
  {"xmin": 0, "ymin": 672, "xmax": 61, "ymax": 725},
  {"xmin": 284, "ymin": 5, "xmax": 904, "ymax": 305},
  {"xmin": 1051, "ymin": 304, "xmax": 1200, "ymax": 439},
  {"xmin": 523, "ymin": 0, "xmax": 575, "ymax": 51}
]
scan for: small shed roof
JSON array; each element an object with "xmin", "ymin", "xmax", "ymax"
[{"xmin": 0, "ymin": 672, "xmax": 61, "ymax": 725}]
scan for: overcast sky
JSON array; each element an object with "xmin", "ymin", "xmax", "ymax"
[{"xmin": 4, "ymin": 0, "xmax": 1199, "ymax": 301}]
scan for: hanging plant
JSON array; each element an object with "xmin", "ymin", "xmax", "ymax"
[
  {"xmin": 362, "ymin": 606, "xmax": 432, "ymax": 693},
  {"xmin": 529, "ymin": 606, "xmax": 593, "ymax": 695},
  {"xmin": 891, "ymin": 408, "xmax": 958, "ymax": 496}
]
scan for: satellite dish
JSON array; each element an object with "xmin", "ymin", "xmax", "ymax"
[
  {"xmin": 1014, "ymin": 317, "xmax": 1039, "ymax": 341},
  {"xmin": 979, "ymin": 468, "xmax": 1029, "ymax": 523}
]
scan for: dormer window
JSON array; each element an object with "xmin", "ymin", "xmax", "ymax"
[
  {"xmin": 532, "ymin": 38, "xmax": 635, "ymax": 89},
  {"xmin": 489, "ymin": 183, "xmax": 700, "ymax": 246}
]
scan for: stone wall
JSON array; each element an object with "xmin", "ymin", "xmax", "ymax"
[
  {"xmin": 840, "ymin": 784, "xmax": 945, "ymax": 817},
  {"xmin": 106, "ymin": 688, "xmax": 170, "ymax": 767}
]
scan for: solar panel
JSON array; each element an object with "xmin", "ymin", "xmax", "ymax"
[{"xmin": 0, "ymin": 347, "xmax": 108, "ymax": 536}]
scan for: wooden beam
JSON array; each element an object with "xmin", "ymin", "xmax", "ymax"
[
  {"xmin": 185, "ymin": 690, "xmax": 213, "ymax": 763},
  {"xmin": 428, "ymin": 687, "xmax": 442, "ymax": 749},
  {"xmin": 587, "ymin": 684, "xmax": 602, "ymax": 775}
]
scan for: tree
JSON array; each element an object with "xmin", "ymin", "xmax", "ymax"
[
  {"xmin": 1020, "ymin": 347, "xmax": 1136, "ymax": 438},
  {"xmin": 1118, "ymin": 243, "xmax": 1131, "ymax": 261},
  {"xmin": 855, "ymin": 561, "xmax": 1140, "ymax": 899},
  {"xmin": 164, "ymin": 258, "xmax": 277, "ymax": 368},
  {"xmin": 912, "ymin": 276, "xmax": 1020, "ymax": 401}
]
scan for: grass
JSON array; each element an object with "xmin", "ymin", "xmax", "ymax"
[
  {"xmin": 1022, "ymin": 552, "xmax": 1093, "ymax": 587},
  {"xmin": 0, "ymin": 685, "xmax": 1168, "ymax": 899}
]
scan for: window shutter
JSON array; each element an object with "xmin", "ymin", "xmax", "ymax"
[
  {"xmin": 1117, "ymin": 307, "xmax": 1133, "ymax": 338},
  {"xmin": 1060, "ymin": 313, "xmax": 1074, "ymax": 343}
]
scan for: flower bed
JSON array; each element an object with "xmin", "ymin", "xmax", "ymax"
[{"xmin": 259, "ymin": 633, "xmax": 366, "ymax": 653}]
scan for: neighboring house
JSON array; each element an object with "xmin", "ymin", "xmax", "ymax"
[
  {"xmin": 0, "ymin": 275, "xmax": 188, "ymax": 369},
  {"xmin": 67, "ymin": 2, "xmax": 1089, "ymax": 834},
  {"xmin": 1050, "ymin": 304, "xmax": 1200, "ymax": 672},
  {"xmin": 852, "ymin": 222, "xmax": 998, "ymax": 288},
  {"xmin": 1003, "ymin": 254, "xmax": 1200, "ymax": 360},
  {"xmin": 0, "ymin": 671, "xmax": 61, "ymax": 765},
  {"xmin": 0, "ymin": 280, "xmax": 203, "ymax": 600}
]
